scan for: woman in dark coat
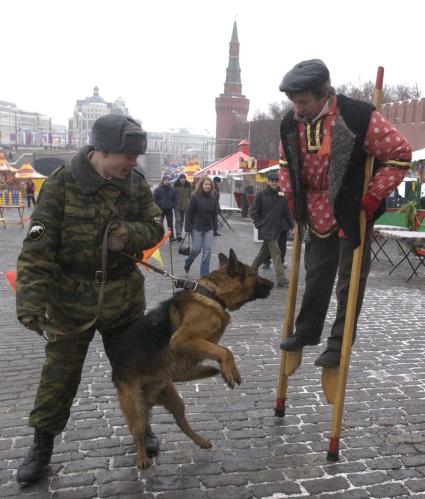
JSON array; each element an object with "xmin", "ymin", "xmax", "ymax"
[{"xmin": 184, "ymin": 176, "xmax": 218, "ymax": 276}]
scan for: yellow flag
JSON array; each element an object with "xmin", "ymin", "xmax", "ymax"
[{"xmin": 150, "ymin": 248, "xmax": 163, "ymax": 267}]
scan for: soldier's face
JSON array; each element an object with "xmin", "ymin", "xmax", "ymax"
[
  {"xmin": 289, "ymin": 91, "xmax": 328, "ymax": 122},
  {"xmin": 102, "ymin": 153, "xmax": 139, "ymax": 180}
]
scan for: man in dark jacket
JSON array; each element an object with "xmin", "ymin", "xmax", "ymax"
[
  {"xmin": 278, "ymin": 59, "xmax": 411, "ymax": 367},
  {"xmin": 154, "ymin": 175, "xmax": 178, "ymax": 239},
  {"xmin": 173, "ymin": 173, "xmax": 192, "ymax": 241},
  {"xmin": 251, "ymin": 171, "xmax": 292, "ymax": 287}
]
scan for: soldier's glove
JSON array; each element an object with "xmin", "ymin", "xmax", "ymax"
[
  {"xmin": 19, "ymin": 315, "xmax": 45, "ymax": 336},
  {"xmin": 107, "ymin": 223, "xmax": 129, "ymax": 252},
  {"xmin": 361, "ymin": 191, "xmax": 381, "ymax": 221}
]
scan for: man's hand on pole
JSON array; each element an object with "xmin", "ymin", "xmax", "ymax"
[{"xmin": 361, "ymin": 191, "xmax": 381, "ymax": 221}]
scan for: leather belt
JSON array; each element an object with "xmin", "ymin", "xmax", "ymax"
[{"xmin": 61, "ymin": 263, "xmax": 135, "ymax": 283}]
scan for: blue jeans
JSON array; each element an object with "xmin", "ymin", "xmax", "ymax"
[{"xmin": 185, "ymin": 230, "xmax": 213, "ymax": 276}]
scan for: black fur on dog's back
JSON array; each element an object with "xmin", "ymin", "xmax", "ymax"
[{"xmin": 111, "ymin": 292, "xmax": 185, "ymax": 383}]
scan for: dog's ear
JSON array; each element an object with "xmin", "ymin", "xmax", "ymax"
[
  {"xmin": 228, "ymin": 249, "xmax": 241, "ymax": 278},
  {"xmin": 218, "ymin": 253, "xmax": 228, "ymax": 266},
  {"xmin": 229, "ymin": 248, "xmax": 238, "ymax": 262}
]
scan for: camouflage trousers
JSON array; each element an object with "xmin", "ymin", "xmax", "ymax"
[{"xmin": 29, "ymin": 320, "xmax": 141, "ymax": 435}]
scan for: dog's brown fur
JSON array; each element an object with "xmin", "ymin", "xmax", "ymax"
[{"xmin": 111, "ymin": 249, "xmax": 273, "ymax": 468}]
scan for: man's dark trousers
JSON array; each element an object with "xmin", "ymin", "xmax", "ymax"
[{"xmin": 295, "ymin": 228, "xmax": 372, "ymax": 351}]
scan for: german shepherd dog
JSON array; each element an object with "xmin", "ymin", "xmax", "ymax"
[{"xmin": 111, "ymin": 249, "xmax": 273, "ymax": 469}]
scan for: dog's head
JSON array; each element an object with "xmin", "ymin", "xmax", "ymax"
[{"xmin": 207, "ymin": 249, "xmax": 274, "ymax": 310}]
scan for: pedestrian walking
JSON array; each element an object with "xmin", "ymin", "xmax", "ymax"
[
  {"xmin": 26, "ymin": 179, "xmax": 36, "ymax": 207},
  {"xmin": 154, "ymin": 175, "xmax": 178, "ymax": 239},
  {"xmin": 184, "ymin": 176, "xmax": 219, "ymax": 276},
  {"xmin": 173, "ymin": 173, "xmax": 192, "ymax": 241},
  {"xmin": 278, "ymin": 59, "xmax": 412, "ymax": 367},
  {"xmin": 15, "ymin": 114, "xmax": 164, "ymax": 483},
  {"xmin": 251, "ymin": 171, "xmax": 291, "ymax": 287}
]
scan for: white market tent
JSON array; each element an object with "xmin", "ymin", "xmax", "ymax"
[{"xmin": 257, "ymin": 163, "xmax": 279, "ymax": 174}]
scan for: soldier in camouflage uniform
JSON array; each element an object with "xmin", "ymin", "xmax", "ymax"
[{"xmin": 16, "ymin": 114, "xmax": 164, "ymax": 483}]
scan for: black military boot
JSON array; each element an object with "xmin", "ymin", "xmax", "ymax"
[{"xmin": 16, "ymin": 429, "xmax": 54, "ymax": 483}]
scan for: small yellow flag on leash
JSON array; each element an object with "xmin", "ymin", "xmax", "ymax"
[
  {"xmin": 141, "ymin": 230, "xmax": 171, "ymax": 269},
  {"xmin": 150, "ymin": 248, "xmax": 163, "ymax": 267}
]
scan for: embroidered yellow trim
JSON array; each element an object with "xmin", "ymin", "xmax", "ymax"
[
  {"xmin": 381, "ymin": 160, "xmax": 412, "ymax": 169},
  {"xmin": 306, "ymin": 120, "xmax": 321, "ymax": 152},
  {"xmin": 309, "ymin": 225, "xmax": 338, "ymax": 238}
]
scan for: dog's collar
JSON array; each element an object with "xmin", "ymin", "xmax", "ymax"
[{"xmin": 175, "ymin": 279, "xmax": 226, "ymax": 309}]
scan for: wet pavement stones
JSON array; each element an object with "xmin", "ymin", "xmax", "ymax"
[{"xmin": 0, "ymin": 213, "xmax": 424, "ymax": 498}]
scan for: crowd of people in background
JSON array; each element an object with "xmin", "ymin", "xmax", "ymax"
[{"xmin": 151, "ymin": 171, "xmax": 292, "ymax": 284}]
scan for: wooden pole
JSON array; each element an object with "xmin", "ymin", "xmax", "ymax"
[
  {"xmin": 326, "ymin": 66, "xmax": 384, "ymax": 461},
  {"xmin": 275, "ymin": 223, "xmax": 303, "ymax": 416}
]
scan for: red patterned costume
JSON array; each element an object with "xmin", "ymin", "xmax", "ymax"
[{"xmin": 279, "ymin": 97, "xmax": 411, "ymax": 237}]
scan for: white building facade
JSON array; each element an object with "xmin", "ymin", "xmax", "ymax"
[
  {"xmin": 68, "ymin": 87, "xmax": 132, "ymax": 148},
  {"xmin": 147, "ymin": 128, "xmax": 215, "ymax": 167},
  {"xmin": 0, "ymin": 100, "xmax": 65, "ymax": 149}
]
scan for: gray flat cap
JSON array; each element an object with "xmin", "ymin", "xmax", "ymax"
[
  {"xmin": 279, "ymin": 59, "xmax": 330, "ymax": 93},
  {"xmin": 91, "ymin": 114, "xmax": 147, "ymax": 155}
]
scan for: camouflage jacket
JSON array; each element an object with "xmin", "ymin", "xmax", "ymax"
[{"xmin": 16, "ymin": 147, "xmax": 163, "ymax": 331}]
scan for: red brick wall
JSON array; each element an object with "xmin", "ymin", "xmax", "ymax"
[{"xmin": 381, "ymin": 98, "xmax": 425, "ymax": 151}]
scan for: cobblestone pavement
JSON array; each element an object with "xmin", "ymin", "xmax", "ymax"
[{"xmin": 1, "ymin": 213, "xmax": 424, "ymax": 498}]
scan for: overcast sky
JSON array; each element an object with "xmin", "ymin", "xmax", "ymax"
[{"xmin": 3, "ymin": 0, "xmax": 424, "ymax": 134}]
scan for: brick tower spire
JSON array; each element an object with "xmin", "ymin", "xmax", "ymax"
[{"xmin": 215, "ymin": 21, "xmax": 250, "ymax": 159}]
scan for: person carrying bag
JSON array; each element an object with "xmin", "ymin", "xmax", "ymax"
[{"xmin": 178, "ymin": 232, "xmax": 191, "ymax": 256}]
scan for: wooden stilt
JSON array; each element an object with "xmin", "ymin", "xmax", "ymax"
[
  {"xmin": 324, "ymin": 67, "xmax": 385, "ymax": 461},
  {"xmin": 275, "ymin": 224, "xmax": 303, "ymax": 417}
]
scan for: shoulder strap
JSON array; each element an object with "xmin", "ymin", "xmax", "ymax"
[{"xmin": 97, "ymin": 190, "xmax": 121, "ymax": 218}]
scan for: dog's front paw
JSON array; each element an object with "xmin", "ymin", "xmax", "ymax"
[
  {"xmin": 232, "ymin": 366, "xmax": 242, "ymax": 386},
  {"xmin": 220, "ymin": 362, "xmax": 242, "ymax": 389},
  {"xmin": 221, "ymin": 370, "xmax": 236, "ymax": 389}
]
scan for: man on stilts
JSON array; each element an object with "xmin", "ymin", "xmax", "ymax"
[{"xmin": 279, "ymin": 59, "xmax": 412, "ymax": 367}]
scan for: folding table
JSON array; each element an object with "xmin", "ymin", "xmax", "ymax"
[
  {"xmin": 371, "ymin": 225, "xmax": 408, "ymax": 264},
  {"xmin": 218, "ymin": 206, "xmax": 242, "ymax": 231},
  {"xmin": 378, "ymin": 229, "xmax": 425, "ymax": 280}
]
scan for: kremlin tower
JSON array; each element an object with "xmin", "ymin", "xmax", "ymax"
[{"xmin": 215, "ymin": 21, "xmax": 249, "ymax": 159}]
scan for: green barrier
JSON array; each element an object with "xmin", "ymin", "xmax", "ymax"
[{"xmin": 375, "ymin": 211, "xmax": 407, "ymax": 228}]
